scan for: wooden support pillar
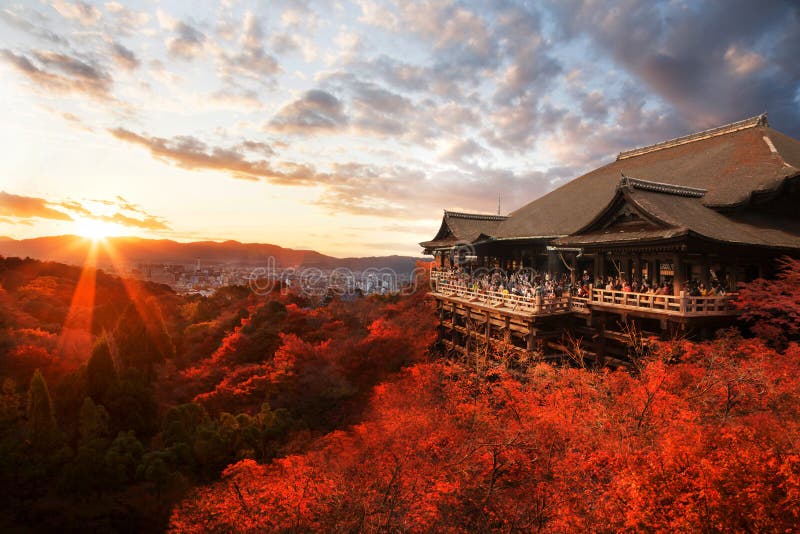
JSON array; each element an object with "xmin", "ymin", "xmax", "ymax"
[
  {"xmin": 504, "ymin": 316, "xmax": 511, "ymax": 344},
  {"xmin": 595, "ymin": 312, "xmax": 606, "ymax": 367},
  {"xmin": 633, "ymin": 252, "xmax": 641, "ymax": 281},
  {"xmin": 465, "ymin": 313, "xmax": 471, "ymax": 358},
  {"xmin": 593, "ymin": 253, "xmax": 601, "ymax": 285},
  {"xmin": 650, "ymin": 257, "xmax": 659, "ymax": 285},
  {"xmin": 570, "ymin": 254, "xmax": 577, "ymax": 286},
  {"xmin": 701, "ymin": 254, "xmax": 711, "ymax": 287},
  {"xmin": 672, "ymin": 252, "xmax": 684, "ymax": 296},
  {"xmin": 485, "ymin": 311, "xmax": 491, "ymax": 360},
  {"xmin": 526, "ymin": 322, "xmax": 535, "ymax": 352}
]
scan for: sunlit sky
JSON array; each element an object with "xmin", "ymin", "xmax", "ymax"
[{"xmin": 1, "ymin": 0, "xmax": 798, "ymax": 256}]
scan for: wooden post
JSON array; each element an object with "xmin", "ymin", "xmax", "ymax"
[
  {"xmin": 679, "ymin": 291, "xmax": 688, "ymax": 314},
  {"xmin": 701, "ymin": 254, "xmax": 711, "ymax": 287},
  {"xmin": 485, "ymin": 311, "xmax": 491, "ymax": 360},
  {"xmin": 465, "ymin": 313, "xmax": 471, "ymax": 359},
  {"xmin": 570, "ymin": 253, "xmax": 577, "ymax": 286},
  {"xmin": 593, "ymin": 254, "xmax": 601, "ymax": 284},
  {"xmin": 504, "ymin": 316, "xmax": 511, "ymax": 344},
  {"xmin": 672, "ymin": 252, "xmax": 684, "ymax": 296},
  {"xmin": 650, "ymin": 258, "xmax": 659, "ymax": 285},
  {"xmin": 526, "ymin": 322, "xmax": 535, "ymax": 352}
]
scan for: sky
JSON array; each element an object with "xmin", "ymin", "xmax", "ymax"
[{"xmin": 0, "ymin": 0, "xmax": 798, "ymax": 257}]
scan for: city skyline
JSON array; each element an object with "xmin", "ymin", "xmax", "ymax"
[{"xmin": 1, "ymin": 0, "xmax": 798, "ymax": 256}]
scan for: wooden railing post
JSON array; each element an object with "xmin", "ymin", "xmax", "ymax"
[{"xmin": 679, "ymin": 291, "xmax": 687, "ymax": 314}]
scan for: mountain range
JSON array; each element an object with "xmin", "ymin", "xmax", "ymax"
[{"xmin": 0, "ymin": 235, "xmax": 425, "ymax": 274}]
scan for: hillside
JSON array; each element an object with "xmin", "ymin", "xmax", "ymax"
[{"xmin": 0, "ymin": 235, "xmax": 424, "ymax": 273}]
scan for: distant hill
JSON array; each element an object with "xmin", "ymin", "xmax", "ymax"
[{"xmin": 0, "ymin": 235, "xmax": 427, "ymax": 274}]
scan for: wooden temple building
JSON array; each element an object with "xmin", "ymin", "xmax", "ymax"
[{"xmin": 421, "ymin": 114, "xmax": 800, "ymax": 362}]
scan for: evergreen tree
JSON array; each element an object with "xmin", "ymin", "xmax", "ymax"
[
  {"xmin": 68, "ymin": 397, "xmax": 111, "ymax": 493},
  {"xmin": 114, "ymin": 298, "xmax": 175, "ymax": 380},
  {"xmin": 104, "ymin": 430, "xmax": 144, "ymax": 486},
  {"xmin": 26, "ymin": 369, "xmax": 59, "ymax": 449},
  {"xmin": 87, "ymin": 335, "xmax": 117, "ymax": 404}
]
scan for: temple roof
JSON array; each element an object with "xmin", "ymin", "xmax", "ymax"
[
  {"xmin": 554, "ymin": 176, "xmax": 800, "ymax": 250},
  {"xmin": 419, "ymin": 210, "xmax": 508, "ymax": 250},
  {"xmin": 490, "ymin": 114, "xmax": 800, "ymax": 241}
]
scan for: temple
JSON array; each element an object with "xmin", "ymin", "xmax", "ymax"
[{"xmin": 421, "ymin": 114, "xmax": 800, "ymax": 364}]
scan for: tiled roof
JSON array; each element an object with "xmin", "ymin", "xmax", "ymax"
[
  {"xmin": 490, "ymin": 115, "xmax": 800, "ymax": 241},
  {"xmin": 555, "ymin": 176, "xmax": 800, "ymax": 250},
  {"xmin": 419, "ymin": 210, "xmax": 508, "ymax": 249}
]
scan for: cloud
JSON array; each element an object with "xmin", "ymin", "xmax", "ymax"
[
  {"xmin": 99, "ymin": 212, "xmax": 169, "ymax": 231},
  {"xmin": 546, "ymin": 0, "xmax": 800, "ymax": 135},
  {"xmin": 48, "ymin": 0, "xmax": 101, "ymax": 26},
  {"xmin": 217, "ymin": 11, "xmax": 279, "ymax": 80},
  {"xmin": 110, "ymin": 42, "xmax": 139, "ymax": 70},
  {"xmin": 109, "ymin": 128, "xmax": 316, "ymax": 184},
  {"xmin": 269, "ymin": 90, "xmax": 348, "ymax": 134},
  {"xmin": 0, "ymin": 8, "xmax": 68, "ymax": 44},
  {"xmin": 104, "ymin": 2, "xmax": 150, "ymax": 35},
  {"xmin": 158, "ymin": 12, "xmax": 206, "ymax": 60},
  {"xmin": 0, "ymin": 49, "xmax": 113, "ymax": 100},
  {"xmin": 0, "ymin": 191, "xmax": 73, "ymax": 221},
  {"xmin": 57, "ymin": 196, "xmax": 170, "ymax": 231}
]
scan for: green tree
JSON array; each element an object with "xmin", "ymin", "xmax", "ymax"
[
  {"xmin": 105, "ymin": 430, "xmax": 144, "ymax": 486},
  {"xmin": 87, "ymin": 335, "xmax": 117, "ymax": 404},
  {"xmin": 66, "ymin": 397, "xmax": 112, "ymax": 493},
  {"xmin": 26, "ymin": 369, "xmax": 60, "ymax": 449},
  {"xmin": 114, "ymin": 297, "xmax": 175, "ymax": 380}
]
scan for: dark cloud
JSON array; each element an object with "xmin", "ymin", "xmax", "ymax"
[
  {"xmin": 0, "ymin": 191, "xmax": 73, "ymax": 221},
  {"xmin": 546, "ymin": 0, "xmax": 800, "ymax": 136},
  {"xmin": 270, "ymin": 90, "xmax": 348, "ymax": 134},
  {"xmin": 0, "ymin": 49, "xmax": 112, "ymax": 99},
  {"xmin": 111, "ymin": 42, "xmax": 139, "ymax": 70}
]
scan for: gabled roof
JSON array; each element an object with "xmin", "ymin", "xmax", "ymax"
[
  {"xmin": 491, "ymin": 114, "xmax": 800, "ymax": 240},
  {"xmin": 555, "ymin": 176, "xmax": 800, "ymax": 250},
  {"xmin": 419, "ymin": 210, "xmax": 508, "ymax": 250}
]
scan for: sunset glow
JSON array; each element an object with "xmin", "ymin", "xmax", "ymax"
[
  {"xmin": 0, "ymin": 1, "xmax": 797, "ymax": 257},
  {"xmin": 74, "ymin": 218, "xmax": 119, "ymax": 241}
]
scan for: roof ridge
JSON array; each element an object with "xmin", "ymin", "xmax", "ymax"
[
  {"xmin": 617, "ymin": 113, "xmax": 768, "ymax": 160},
  {"xmin": 444, "ymin": 210, "xmax": 508, "ymax": 221},
  {"xmin": 619, "ymin": 175, "xmax": 707, "ymax": 197}
]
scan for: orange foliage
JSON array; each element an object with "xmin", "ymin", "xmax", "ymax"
[{"xmin": 171, "ymin": 333, "xmax": 800, "ymax": 531}]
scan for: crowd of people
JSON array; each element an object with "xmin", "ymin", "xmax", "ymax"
[{"xmin": 433, "ymin": 266, "xmax": 728, "ymax": 301}]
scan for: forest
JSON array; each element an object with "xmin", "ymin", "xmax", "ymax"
[{"xmin": 1, "ymin": 255, "xmax": 799, "ymax": 532}]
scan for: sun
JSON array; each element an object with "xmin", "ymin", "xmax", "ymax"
[{"xmin": 75, "ymin": 218, "xmax": 118, "ymax": 241}]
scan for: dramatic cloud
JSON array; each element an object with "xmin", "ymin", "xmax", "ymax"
[
  {"xmin": 0, "ymin": 191, "xmax": 73, "ymax": 221},
  {"xmin": 110, "ymin": 128, "xmax": 316, "ymax": 184},
  {"xmin": 546, "ymin": 0, "xmax": 800, "ymax": 133},
  {"xmin": 270, "ymin": 90, "xmax": 348, "ymax": 134},
  {"xmin": 2, "ymin": 0, "xmax": 799, "ymax": 252}
]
